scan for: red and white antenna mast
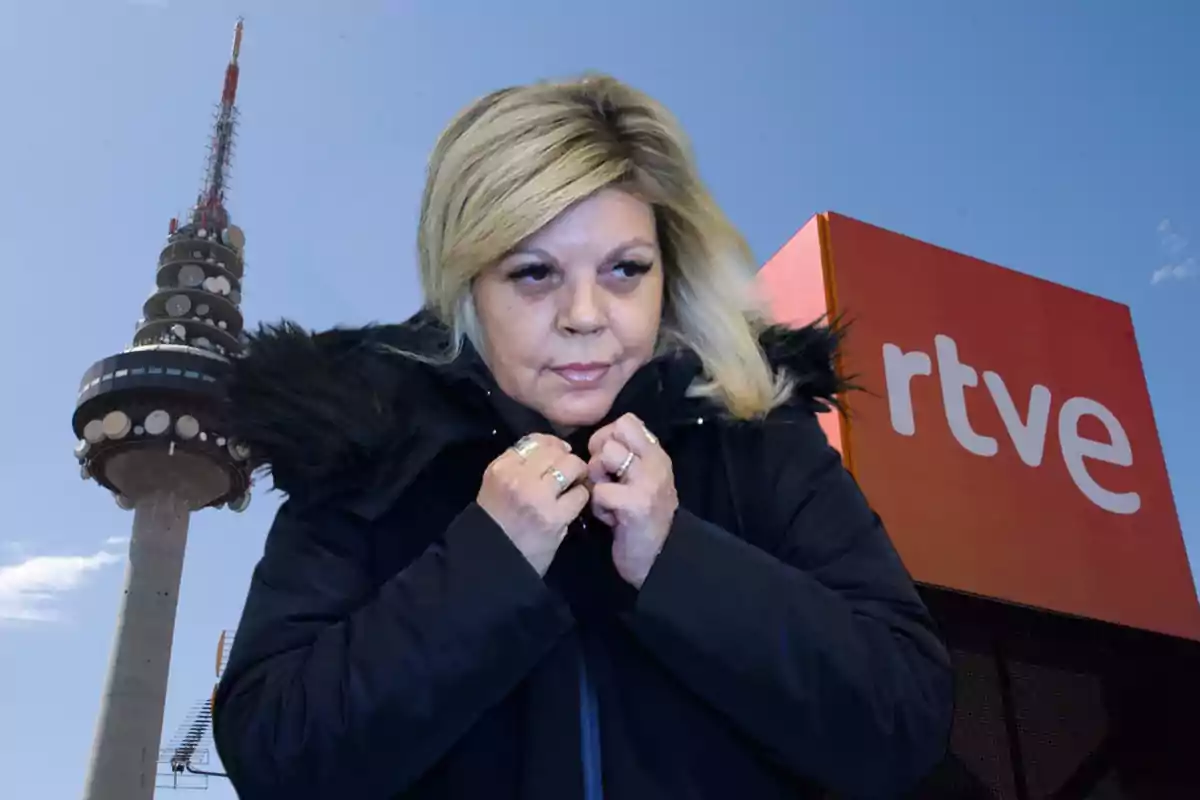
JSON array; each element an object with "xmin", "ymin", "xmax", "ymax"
[{"xmin": 193, "ymin": 17, "xmax": 244, "ymax": 231}]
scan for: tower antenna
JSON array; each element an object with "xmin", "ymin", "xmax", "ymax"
[{"xmin": 196, "ymin": 17, "xmax": 244, "ymax": 231}]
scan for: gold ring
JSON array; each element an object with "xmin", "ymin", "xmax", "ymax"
[
  {"xmin": 642, "ymin": 425, "xmax": 658, "ymax": 446},
  {"xmin": 512, "ymin": 436, "xmax": 539, "ymax": 461}
]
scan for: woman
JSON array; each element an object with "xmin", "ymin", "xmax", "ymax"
[{"xmin": 213, "ymin": 74, "xmax": 953, "ymax": 799}]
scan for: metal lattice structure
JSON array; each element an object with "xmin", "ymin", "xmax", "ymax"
[
  {"xmin": 156, "ymin": 701, "xmax": 215, "ymax": 791},
  {"xmin": 155, "ymin": 629, "xmax": 238, "ymax": 790}
]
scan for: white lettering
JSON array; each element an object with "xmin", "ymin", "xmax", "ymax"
[
  {"xmin": 882, "ymin": 335, "xmax": 1139, "ymax": 514},
  {"xmin": 935, "ymin": 335, "xmax": 998, "ymax": 457},
  {"xmin": 1059, "ymin": 397, "xmax": 1141, "ymax": 515},
  {"xmin": 984, "ymin": 372, "xmax": 1052, "ymax": 467},
  {"xmin": 882, "ymin": 343, "xmax": 931, "ymax": 436}
]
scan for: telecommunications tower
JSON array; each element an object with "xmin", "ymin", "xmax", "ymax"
[{"xmin": 72, "ymin": 19, "xmax": 253, "ymax": 800}]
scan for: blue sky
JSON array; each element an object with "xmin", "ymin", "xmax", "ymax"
[{"xmin": 1, "ymin": 1, "xmax": 1197, "ymax": 797}]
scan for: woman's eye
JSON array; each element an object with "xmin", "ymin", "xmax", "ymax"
[
  {"xmin": 611, "ymin": 259, "xmax": 652, "ymax": 279},
  {"xmin": 508, "ymin": 263, "xmax": 554, "ymax": 283}
]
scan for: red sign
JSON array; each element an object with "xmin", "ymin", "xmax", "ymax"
[{"xmin": 759, "ymin": 212, "xmax": 1200, "ymax": 641}]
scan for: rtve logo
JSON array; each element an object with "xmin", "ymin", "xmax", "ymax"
[{"xmin": 882, "ymin": 334, "xmax": 1140, "ymax": 516}]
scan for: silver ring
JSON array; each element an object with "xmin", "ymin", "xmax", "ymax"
[
  {"xmin": 544, "ymin": 466, "xmax": 569, "ymax": 493},
  {"xmin": 614, "ymin": 451, "xmax": 636, "ymax": 480},
  {"xmin": 512, "ymin": 436, "xmax": 539, "ymax": 461}
]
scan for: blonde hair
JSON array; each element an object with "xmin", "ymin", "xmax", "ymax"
[{"xmin": 416, "ymin": 73, "xmax": 792, "ymax": 419}]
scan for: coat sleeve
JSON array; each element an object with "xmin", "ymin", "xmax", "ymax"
[
  {"xmin": 212, "ymin": 499, "xmax": 575, "ymax": 799},
  {"xmin": 624, "ymin": 409, "xmax": 954, "ymax": 799}
]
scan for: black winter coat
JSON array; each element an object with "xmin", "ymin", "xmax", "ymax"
[{"xmin": 212, "ymin": 312, "xmax": 953, "ymax": 800}]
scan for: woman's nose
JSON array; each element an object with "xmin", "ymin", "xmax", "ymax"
[{"xmin": 559, "ymin": 281, "xmax": 605, "ymax": 335}]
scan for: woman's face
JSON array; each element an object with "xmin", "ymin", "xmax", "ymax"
[{"xmin": 473, "ymin": 188, "xmax": 665, "ymax": 430}]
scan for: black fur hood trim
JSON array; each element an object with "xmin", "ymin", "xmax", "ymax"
[{"xmin": 222, "ymin": 311, "xmax": 849, "ymax": 496}]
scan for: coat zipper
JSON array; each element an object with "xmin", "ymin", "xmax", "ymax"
[{"xmin": 577, "ymin": 643, "xmax": 603, "ymax": 800}]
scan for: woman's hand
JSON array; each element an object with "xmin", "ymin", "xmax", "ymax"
[
  {"xmin": 478, "ymin": 433, "xmax": 590, "ymax": 576},
  {"xmin": 587, "ymin": 413, "xmax": 678, "ymax": 589}
]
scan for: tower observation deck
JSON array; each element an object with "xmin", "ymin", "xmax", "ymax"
[{"xmin": 72, "ymin": 19, "xmax": 253, "ymax": 800}]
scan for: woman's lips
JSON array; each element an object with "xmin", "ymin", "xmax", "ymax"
[{"xmin": 551, "ymin": 363, "xmax": 611, "ymax": 386}]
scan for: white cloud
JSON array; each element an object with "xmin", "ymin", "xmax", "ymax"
[
  {"xmin": 104, "ymin": 535, "xmax": 130, "ymax": 546},
  {"xmin": 1152, "ymin": 219, "xmax": 1197, "ymax": 285},
  {"xmin": 1152, "ymin": 257, "xmax": 1197, "ymax": 285},
  {"xmin": 0, "ymin": 548, "xmax": 122, "ymax": 623}
]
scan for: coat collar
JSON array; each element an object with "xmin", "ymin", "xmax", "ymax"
[{"xmin": 221, "ymin": 308, "xmax": 847, "ymax": 506}]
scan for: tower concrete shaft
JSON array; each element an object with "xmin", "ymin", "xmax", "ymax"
[{"xmin": 82, "ymin": 490, "xmax": 191, "ymax": 800}]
